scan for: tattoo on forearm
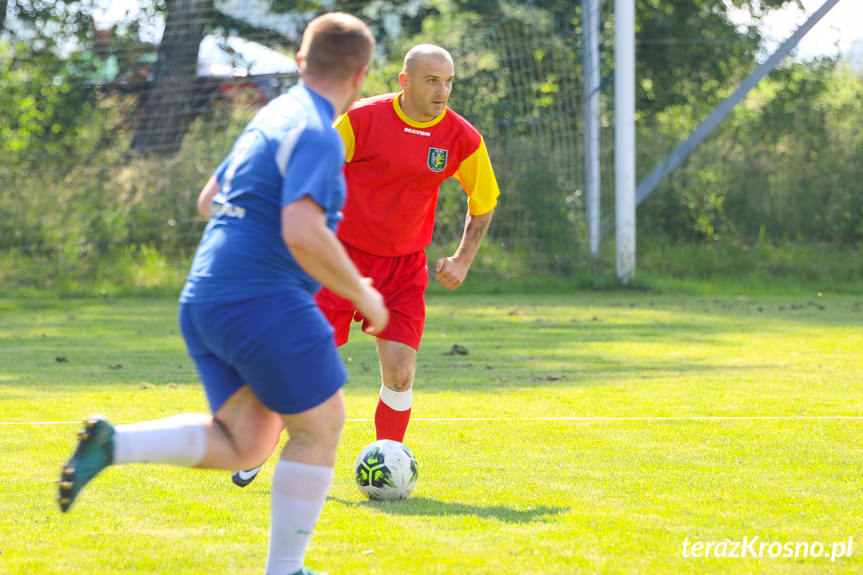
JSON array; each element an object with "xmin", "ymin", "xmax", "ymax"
[
  {"xmin": 457, "ymin": 216, "xmax": 491, "ymax": 258},
  {"xmin": 468, "ymin": 219, "xmax": 489, "ymax": 246}
]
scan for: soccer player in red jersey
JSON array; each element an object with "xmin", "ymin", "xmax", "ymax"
[
  {"xmin": 319, "ymin": 43, "xmax": 499, "ymax": 441},
  {"xmin": 232, "ymin": 43, "xmax": 499, "ymax": 488}
]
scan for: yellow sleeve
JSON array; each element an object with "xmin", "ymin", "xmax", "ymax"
[
  {"xmin": 454, "ymin": 137, "xmax": 500, "ymax": 215},
  {"xmin": 334, "ymin": 113, "xmax": 356, "ymax": 162}
]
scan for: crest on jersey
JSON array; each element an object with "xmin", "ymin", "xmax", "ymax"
[{"xmin": 428, "ymin": 147, "xmax": 448, "ymax": 172}]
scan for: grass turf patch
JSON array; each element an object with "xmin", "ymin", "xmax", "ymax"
[{"xmin": 1, "ymin": 291, "xmax": 861, "ymax": 573}]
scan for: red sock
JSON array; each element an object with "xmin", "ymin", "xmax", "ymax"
[{"xmin": 375, "ymin": 398, "xmax": 411, "ymax": 442}]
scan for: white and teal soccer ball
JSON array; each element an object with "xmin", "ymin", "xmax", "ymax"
[{"xmin": 354, "ymin": 439, "xmax": 418, "ymax": 501}]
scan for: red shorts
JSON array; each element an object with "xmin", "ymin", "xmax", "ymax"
[{"xmin": 315, "ymin": 241, "xmax": 428, "ymax": 350}]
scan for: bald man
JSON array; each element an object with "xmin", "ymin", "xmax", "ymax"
[{"xmin": 232, "ymin": 44, "xmax": 500, "ymax": 488}]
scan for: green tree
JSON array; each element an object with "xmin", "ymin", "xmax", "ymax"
[
  {"xmin": 128, "ymin": 0, "xmax": 447, "ymax": 155},
  {"xmin": 129, "ymin": 0, "xmax": 213, "ymax": 156},
  {"xmin": 0, "ymin": 2, "xmax": 104, "ymax": 173}
]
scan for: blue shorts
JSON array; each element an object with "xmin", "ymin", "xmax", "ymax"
[{"xmin": 179, "ymin": 290, "xmax": 346, "ymax": 415}]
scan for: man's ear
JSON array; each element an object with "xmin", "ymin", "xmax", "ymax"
[
  {"xmin": 398, "ymin": 71, "xmax": 408, "ymax": 89},
  {"xmin": 296, "ymin": 54, "xmax": 306, "ymax": 74},
  {"xmin": 353, "ymin": 64, "xmax": 369, "ymax": 89}
]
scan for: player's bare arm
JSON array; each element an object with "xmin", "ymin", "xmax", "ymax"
[
  {"xmin": 196, "ymin": 176, "xmax": 220, "ymax": 219},
  {"xmin": 435, "ymin": 209, "xmax": 495, "ymax": 290},
  {"xmin": 282, "ymin": 196, "xmax": 388, "ymax": 333}
]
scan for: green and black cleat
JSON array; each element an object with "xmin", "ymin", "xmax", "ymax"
[{"xmin": 57, "ymin": 415, "xmax": 115, "ymax": 512}]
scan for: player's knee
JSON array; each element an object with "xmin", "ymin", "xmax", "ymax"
[
  {"xmin": 318, "ymin": 419, "xmax": 344, "ymax": 452},
  {"xmin": 285, "ymin": 395, "xmax": 345, "ymax": 450},
  {"xmin": 315, "ymin": 408, "xmax": 345, "ymax": 447},
  {"xmin": 288, "ymin": 418, "xmax": 344, "ymax": 453},
  {"xmin": 385, "ymin": 366, "xmax": 414, "ymax": 392},
  {"xmin": 214, "ymin": 414, "xmax": 281, "ymax": 466},
  {"xmin": 238, "ymin": 437, "xmax": 279, "ymax": 468}
]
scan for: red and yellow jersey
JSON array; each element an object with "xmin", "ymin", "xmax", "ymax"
[{"xmin": 334, "ymin": 92, "xmax": 499, "ymax": 257}]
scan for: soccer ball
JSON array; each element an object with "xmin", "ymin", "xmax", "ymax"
[{"xmin": 354, "ymin": 439, "xmax": 418, "ymax": 500}]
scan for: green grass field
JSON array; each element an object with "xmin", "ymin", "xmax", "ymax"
[{"xmin": 1, "ymin": 290, "xmax": 862, "ymax": 574}]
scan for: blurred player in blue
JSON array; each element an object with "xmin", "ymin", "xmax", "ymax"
[{"xmin": 56, "ymin": 12, "xmax": 383, "ymax": 575}]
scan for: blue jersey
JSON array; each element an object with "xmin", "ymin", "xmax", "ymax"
[{"xmin": 180, "ymin": 84, "xmax": 346, "ymax": 303}]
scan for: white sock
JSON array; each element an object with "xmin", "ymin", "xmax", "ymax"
[
  {"xmin": 265, "ymin": 459, "xmax": 334, "ymax": 575},
  {"xmin": 113, "ymin": 413, "xmax": 208, "ymax": 466},
  {"xmin": 380, "ymin": 383, "xmax": 413, "ymax": 411}
]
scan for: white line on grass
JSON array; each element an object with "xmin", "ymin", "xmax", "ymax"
[
  {"xmin": 2, "ymin": 415, "xmax": 863, "ymax": 426},
  {"xmin": 407, "ymin": 416, "xmax": 863, "ymax": 422}
]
